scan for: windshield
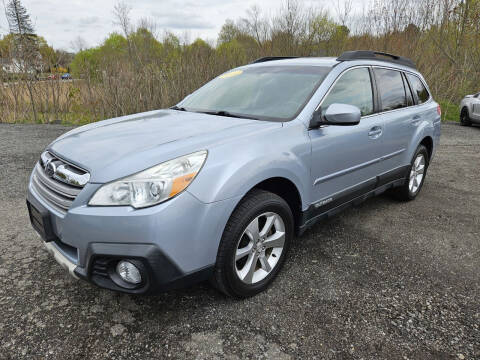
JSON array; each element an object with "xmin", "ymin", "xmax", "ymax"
[{"xmin": 179, "ymin": 65, "xmax": 332, "ymax": 121}]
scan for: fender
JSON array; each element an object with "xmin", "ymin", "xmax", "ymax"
[
  {"xmin": 405, "ymin": 107, "xmax": 436, "ymax": 164},
  {"xmin": 187, "ymin": 122, "xmax": 311, "ymax": 210}
]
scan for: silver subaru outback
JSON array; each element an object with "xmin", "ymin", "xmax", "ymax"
[{"xmin": 27, "ymin": 51, "xmax": 441, "ymax": 298}]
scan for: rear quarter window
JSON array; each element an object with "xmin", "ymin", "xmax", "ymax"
[{"xmin": 406, "ymin": 74, "xmax": 430, "ymax": 104}]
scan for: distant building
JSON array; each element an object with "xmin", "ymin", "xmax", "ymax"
[{"xmin": 0, "ymin": 57, "xmax": 40, "ymax": 74}]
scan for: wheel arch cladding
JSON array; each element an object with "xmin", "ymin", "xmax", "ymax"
[
  {"xmin": 250, "ymin": 177, "xmax": 302, "ymax": 230},
  {"xmin": 420, "ymin": 136, "xmax": 433, "ymax": 161}
]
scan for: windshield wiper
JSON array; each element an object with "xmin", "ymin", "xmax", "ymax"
[
  {"xmin": 199, "ymin": 110, "xmax": 259, "ymax": 120},
  {"xmin": 170, "ymin": 105, "xmax": 187, "ymax": 111}
]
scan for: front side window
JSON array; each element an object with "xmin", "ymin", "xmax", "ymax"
[
  {"xmin": 180, "ymin": 65, "xmax": 331, "ymax": 121},
  {"xmin": 374, "ymin": 68, "xmax": 407, "ymax": 111},
  {"xmin": 406, "ymin": 73, "xmax": 430, "ymax": 104},
  {"xmin": 320, "ymin": 67, "xmax": 374, "ymax": 116}
]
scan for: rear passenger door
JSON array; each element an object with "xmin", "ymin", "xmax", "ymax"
[{"xmin": 374, "ymin": 68, "xmax": 417, "ymax": 177}]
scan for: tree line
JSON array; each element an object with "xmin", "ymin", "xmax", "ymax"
[{"xmin": 1, "ymin": 0, "xmax": 479, "ymax": 124}]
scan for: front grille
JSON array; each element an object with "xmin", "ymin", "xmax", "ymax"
[{"xmin": 31, "ymin": 152, "xmax": 88, "ymax": 213}]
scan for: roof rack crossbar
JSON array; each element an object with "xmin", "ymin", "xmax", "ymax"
[
  {"xmin": 337, "ymin": 50, "xmax": 416, "ymax": 69},
  {"xmin": 251, "ymin": 56, "xmax": 299, "ymax": 64}
]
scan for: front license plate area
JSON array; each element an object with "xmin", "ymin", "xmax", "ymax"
[{"xmin": 27, "ymin": 201, "xmax": 56, "ymax": 242}]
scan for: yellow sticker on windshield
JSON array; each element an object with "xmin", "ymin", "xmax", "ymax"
[{"xmin": 219, "ymin": 70, "xmax": 243, "ymax": 79}]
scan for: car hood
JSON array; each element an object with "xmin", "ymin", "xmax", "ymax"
[{"xmin": 49, "ymin": 109, "xmax": 281, "ymax": 183}]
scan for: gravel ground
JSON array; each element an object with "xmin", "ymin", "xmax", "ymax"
[{"xmin": 0, "ymin": 123, "xmax": 479, "ymax": 359}]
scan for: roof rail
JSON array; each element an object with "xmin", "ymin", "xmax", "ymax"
[
  {"xmin": 251, "ymin": 56, "xmax": 299, "ymax": 64},
  {"xmin": 337, "ymin": 50, "xmax": 416, "ymax": 69}
]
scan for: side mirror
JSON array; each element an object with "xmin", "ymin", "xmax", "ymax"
[{"xmin": 309, "ymin": 103, "xmax": 361, "ymax": 129}]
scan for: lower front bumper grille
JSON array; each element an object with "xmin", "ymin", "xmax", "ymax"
[{"xmin": 91, "ymin": 257, "xmax": 110, "ymax": 278}]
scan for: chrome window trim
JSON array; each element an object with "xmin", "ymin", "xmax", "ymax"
[
  {"xmin": 402, "ymin": 70, "xmax": 433, "ymax": 105},
  {"xmin": 313, "ymin": 64, "xmax": 433, "ymax": 122},
  {"xmin": 314, "ymin": 65, "xmax": 372, "ymax": 113},
  {"xmin": 370, "ymin": 65, "xmax": 433, "ymax": 107}
]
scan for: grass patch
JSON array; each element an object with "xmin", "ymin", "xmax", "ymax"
[{"xmin": 438, "ymin": 99, "xmax": 460, "ymax": 122}]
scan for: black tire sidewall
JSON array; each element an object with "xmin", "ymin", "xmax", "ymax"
[
  {"xmin": 460, "ymin": 108, "xmax": 471, "ymax": 126},
  {"xmin": 223, "ymin": 194, "xmax": 293, "ymax": 297}
]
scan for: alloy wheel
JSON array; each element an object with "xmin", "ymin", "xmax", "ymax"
[
  {"xmin": 409, "ymin": 153, "xmax": 426, "ymax": 194},
  {"xmin": 234, "ymin": 212, "xmax": 285, "ymax": 284}
]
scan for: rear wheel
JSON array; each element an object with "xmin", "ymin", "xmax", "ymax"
[
  {"xmin": 392, "ymin": 145, "xmax": 429, "ymax": 201},
  {"xmin": 212, "ymin": 189, "xmax": 293, "ymax": 298},
  {"xmin": 460, "ymin": 107, "xmax": 472, "ymax": 126}
]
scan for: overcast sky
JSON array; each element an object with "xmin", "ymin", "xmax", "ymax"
[{"xmin": 0, "ymin": 0, "xmax": 368, "ymax": 51}]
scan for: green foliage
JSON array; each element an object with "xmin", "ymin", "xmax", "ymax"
[
  {"xmin": 2, "ymin": 0, "xmax": 480, "ymax": 125},
  {"xmin": 129, "ymin": 28, "xmax": 163, "ymax": 59},
  {"xmin": 218, "ymin": 20, "xmax": 240, "ymax": 44},
  {"xmin": 163, "ymin": 32, "xmax": 181, "ymax": 50},
  {"xmin": 0, "ymin": 34, "xmax": 14, "ymax": 56},
  {"xmin": 103, "ymin": 32, "xmax": 128, "ymax": 52},
  {"xmin": 185, "ymin": 39, "xmax": 213, "ymax": 58},
  {"xmin": 70, "ymin": 47, "xmax": 101, "ymax": 78},
  {"xmin": 439, "ymin": 99, "xmax": 460, "ymax": 122},
  {"xmin": 37, "ymin": 36, "xmax": 56, "ymax": 67},
  {"xmin": 217, "ymin": 39, "xmax": 247, "ymax": 67}
]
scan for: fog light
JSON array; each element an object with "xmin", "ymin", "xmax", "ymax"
[{"xmin": 116, "ymin": 260, "xmax": 142, "ymax": 285}]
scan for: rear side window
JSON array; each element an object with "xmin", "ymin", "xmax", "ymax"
[
  {"xmin": 374, "ymin": 68, "xmax": 406, "ymax": 111},
  {"xmin": 321, "ymin": 67, "xmax": 374, "ymax": 116},
  {"xmin": 406, "ymin": 74, "xmax": 430, "ymax": 104}
]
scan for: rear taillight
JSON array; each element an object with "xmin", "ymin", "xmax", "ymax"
[{"xmin": 437, "ymin": 104, "xmax": 442, "ymax": 116}]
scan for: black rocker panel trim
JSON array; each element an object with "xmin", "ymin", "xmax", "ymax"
[{"xmin": 299, "ymin": 165, "xmax": 409, "ymax": 234}]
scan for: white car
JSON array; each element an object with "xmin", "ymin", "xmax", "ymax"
[{"xmin": 460, "ymin": 92, "xmax": 480, "ymax": 126}]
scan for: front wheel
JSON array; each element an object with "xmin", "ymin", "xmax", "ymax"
[
  {"xmin": 391, "ymin": 145, "xmax": 429, "ymax": 201},
  {"xmin": 460, "ymin": 108, "xmax": 472, "ymax": 126},
  {"xmin": 211, "ymin": 189, "xmax": 293, "ymax": 298}
]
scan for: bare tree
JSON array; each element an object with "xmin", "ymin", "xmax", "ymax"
[
  {"xmin": 332, "ymin": 0, "xmax": 353, "ymax": 26},
  {"xmin": 71, "ymin": 36, "xmax": 87, "ymax": 52},
  {"xmin": 113, "ymin": 1, "xmax": 132, "ymax": 38},
  {"xmin": 241, "ymin": 5, "xmax": 269, "ymax": 49}
]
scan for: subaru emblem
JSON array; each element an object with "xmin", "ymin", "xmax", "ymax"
[{"xmin": 45, "ymin": 160, "xmax": 57, "ymax": 177}]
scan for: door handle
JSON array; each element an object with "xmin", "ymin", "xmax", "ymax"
[
  {"xmin": 411, "ymin": 115, "xmax": 421, "ymax": 125},
  {"xmin": 368, "ymin": 126, "xmax": 383, "ymax": 139}
]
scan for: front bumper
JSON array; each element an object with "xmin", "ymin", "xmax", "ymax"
[
  {"xmin": 43, "ymin": 240, "xmax": 79, "ymax": 279},
  {"xmin": 27, "ymin": 179, "xmax": 240, "ymax": 294}
]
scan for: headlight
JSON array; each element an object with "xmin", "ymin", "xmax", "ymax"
[{"xmin": 89, "ymin": 151, "xmax": 207, "ymax": 208}]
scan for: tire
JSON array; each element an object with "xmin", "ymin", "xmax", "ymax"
[
  {"xmin": 392, "ymin": 145, "xmax": 429, "ymax": 201},
  {"xmin": 211, "ymin": 189, "xmax": 293, "ymax": 298},
  {"xmin": 460, "ymin": 107, "xmax": 472, "ymax": 126}
]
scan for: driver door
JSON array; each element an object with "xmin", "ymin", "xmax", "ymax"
[{"xmin": 308, "ymin": 67, "xmax": 385, "ymax": 211}]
